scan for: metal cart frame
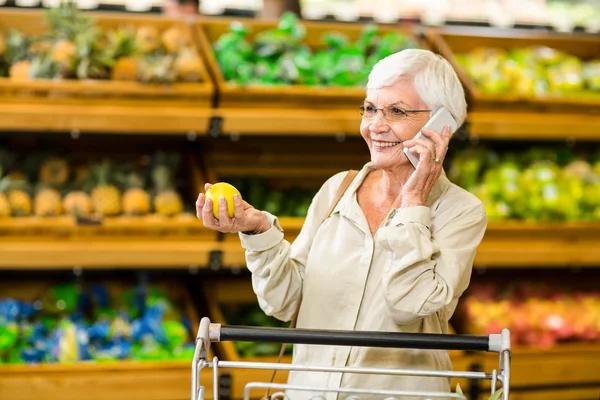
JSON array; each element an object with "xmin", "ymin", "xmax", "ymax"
[{"xmin": 191, "ymin": 317, "xmax": 511, "ymax": 400}]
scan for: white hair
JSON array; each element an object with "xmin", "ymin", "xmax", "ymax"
[{"xmin": 366, "ymin": 49, "xmax": 467, "ymax": 127}]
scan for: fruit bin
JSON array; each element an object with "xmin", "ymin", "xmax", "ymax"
[
  {"xmin": 0, "ymin": 135, "xmax": 218, "ymax": 269},
  {"xmin": 0, "ymin": 275, "xmax": 214, "ymax": 400},
  {"xmin": 0, "ymin": 7, "xmax": 214, "ymax": 106},
  {"xmin": 425, "ymin": 26, "xmax": 600, "ymax": 113},
  {"xmin": 451, "ymin": 271, "xmax": 600, "ymax": 400},
  {"xmin": 193, "ymin": 15, "xmax": 427, "ymax": 109}
]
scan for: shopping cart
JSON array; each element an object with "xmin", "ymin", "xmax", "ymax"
[{"xmin": 191, "ymin": 317, "xmax": 511, "ymax": 400}]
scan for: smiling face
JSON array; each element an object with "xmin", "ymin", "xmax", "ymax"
[{"xmin": 360, "ymin": 79, "xmax": 431, "ymax": 171}]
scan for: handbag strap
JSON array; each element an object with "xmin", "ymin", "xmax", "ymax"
[{"xmin": 262, "ymin": 169, "xmax": 359, "ymax": 399}]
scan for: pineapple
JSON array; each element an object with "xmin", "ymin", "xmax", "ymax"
[
  {"xmin": 34, "ymin": 188, "xmax": 63, "ymax": 217},
  {"xmin": 0, "ymin": 193, "xmax": 9, "ymax": 217},
  {"xmin": 51, "ymin": 39, "xmax": 77, "ymax": 75},
  {"xmin": 138, "ymin": 54, "xmax": 177, "ymax": 84},
  {"xmin": 75, "ymin": 27, "xmax": 112, "ymax": 80},
  {"xmin": 29, "ymin": 40, "xmax": 53, "ymax": 55},
  {"xmin": 161, "ymin": 27, "xmax": 188, "ymax": 54},
  {"xmin": 111, "ymin": 57, "xmax": 138, "ymax": 81},
  {"xmin": 4, "ymin": 29, "xmax": 30, "ymax": 65},
  {"xmin": 39, "ymin": 157, "xmax": 70, "ymax": 188},
  {"xmin": 44, "ymin": 2, "xmax": 94, "ymax": 41},
  {"xmin": 135, "ymin": 26, "xmax": 160, "ymax": 54},
  {"xmin": 105, "ymin": 27, "xmax": 137, "ymax": 60},
  {"xmin": 152, "ymin": 164, "xmax": 183, "ymax": 217},
  {"xmin": 90, "ymin": 161, "xmax": 121, "ymax": 217},
  {"xmin": 174, "ymin": 50, "xmax": 203, "ymax": 82},
  {"xmin": 63, "ymin": 191, "xmax": 93, "ymax": 218},
  {"xmin": 29, "ymin": 52, "xmax": 60, "ymax": 79},
  {"xmin": 9, "ymin": 60, "xmax": 31, "ymax": 80},
  {"xmin": 9, "ymin": 189, "xmax": 32, "ymax": 216},
  {"xmin": 122, "ymin": 171, "xmax": 150, "ymax": 216},
  {"xmin": 0, "ymin": 173, "xmax": 32, "ymax": 217}
]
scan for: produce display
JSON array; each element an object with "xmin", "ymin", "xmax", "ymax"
[
  {"xmin": 449, "ymin": 146, "xmax": 600, "ymax": 221},
  {"xmin": 0, "ymin": 149, "xmax": 187, "ymax": 219},
  {"xmin": 0, "ymin": 2, "xmax": 204, "ymax": 84},
  {"xmin": 0, "ymin": 280, "xmax": 196, "ymax": 364},
  {"xmin": 212, "ymin": 12, "xmax": 420, "ymax": 86},
  {"xmin": 221, "ymin": 304, "xmax": 292, "ymax": 357},
  {"xmin": 455, "ymin": 46, "xmax": 600, "ymax": 97},
  {"xmin": 460, "ymin": 281, "xmax": 600, "ymax": 349},
  {"xmin": 225, "ymin": 177, "xmax": 316, "ymax": 217}
]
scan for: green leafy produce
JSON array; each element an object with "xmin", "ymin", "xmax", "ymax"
[{"xmin": 213, "ymin": 12, "xmax": 420, "ymax": 87}]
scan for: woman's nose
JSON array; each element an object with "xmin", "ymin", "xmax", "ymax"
[{"xmin": 369, "ymin": 111, "xmax": 389, "ymax": 133}]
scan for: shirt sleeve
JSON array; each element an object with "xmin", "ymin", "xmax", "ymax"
[
  {"xmin": 377, "ymin": 203, "xmax": 488, "ymax": 325},
  {"xmin": 238, "ymin": 172, "xmax": 347, "ymax": 322}
]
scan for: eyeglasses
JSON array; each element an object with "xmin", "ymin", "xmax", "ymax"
[{"xmin": 359, "ymin": 105, "xmax": 431, "ymax": 122}]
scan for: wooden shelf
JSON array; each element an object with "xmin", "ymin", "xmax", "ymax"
[
  {"xmin": 0, "ymin": 9, "xmax": 214, "ymax": 106},
  {"xmin": 475, "ymin": 343, "xmax": 600, "ymax": 400},
  {"xmin": 468, "ymin": 111, "xmax": 600, "ymax": 141},
  {"xmin": 215, "ymin": 107, "xmax": 360, "ymax": 136},
  {"xmin": 0, "ymin": 360, "xmax": 213, "ymax": 400},
  {"xmin": 0, "ymin": 101, "xmax": 214, "ymax": 134},
  {"xmin": 0, "ymin": 217, "xmax": 218, "ymax": 269},
  {"xmin": 1, "ymin": 100, "xmax": 600, "ymax": 139},
  {"xmin": 220, "ymin": 218, "xmax": 600, "ymax": 268}
]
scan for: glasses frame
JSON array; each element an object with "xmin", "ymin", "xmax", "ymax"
[{"xmin": 359, "ymin": 105, "xmax": 431, "ymax": 122}]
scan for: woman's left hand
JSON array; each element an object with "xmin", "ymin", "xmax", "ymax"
[{"xmin": 399, "ymin": 125, "xmax": 451, "ymax": 208}]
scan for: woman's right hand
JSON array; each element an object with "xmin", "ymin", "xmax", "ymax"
[{"xmin": 196, "ymin": 183, "xmax": 271, "ymax": 235}]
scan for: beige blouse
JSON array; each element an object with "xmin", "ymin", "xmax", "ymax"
[{"xmin": 238, "ymin": 162, "xmax": 488, "ymax": 400}]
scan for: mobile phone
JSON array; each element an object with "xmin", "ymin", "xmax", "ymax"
[{"xmin": 403, "ymin": 107, "xmax": 458, "ymax": 169}]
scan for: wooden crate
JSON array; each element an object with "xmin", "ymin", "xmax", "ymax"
[
  {"xmin": 426, "ymin": 26, "xmax": 600, "ymax": 113},
  {"xmin": 0, "ymin": 9, "xmax": 214, "ymax": 107},
  {"xmin": 476, "ymin": 343, "xmax": 600, "ymax": 400},
  {"xmin": 194, "ymin": 17, "xmax": 425, "ymax": 109},
  {"xmin": 0, "ymin": 278, "xmax": 214, "ymax": 400}
]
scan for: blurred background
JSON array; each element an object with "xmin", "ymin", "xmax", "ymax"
[{"xmin": 0, "ymin": 1, "xmax": 599, "ymax": 400}]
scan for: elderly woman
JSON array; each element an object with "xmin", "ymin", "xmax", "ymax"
[{"xmin": 196, "ymin": 49, "xmax": 487, "ymax": 398}]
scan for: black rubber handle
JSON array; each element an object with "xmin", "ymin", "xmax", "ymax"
[{"xmin": 218, "ymin": 325, "xmax": 490, "ymax": 352}]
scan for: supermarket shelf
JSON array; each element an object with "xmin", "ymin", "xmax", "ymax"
[
  {"xmin": 477, "ymin": 343, "xmax": 600, "ymax": 399},
  {"xmin": 215, "ymin": 107, "xmax": 361, "ymax": 136},
  {"xmin": 221, "ymin": 218, "xmax": 600, "ymax": 268},
  {"xmin": 2, "ymin": 101, "xmax": 600, "ymax": 139},
  {"xmin": 0, "ymin": 216, "xmax": 218, "ymax": 269},
  {"xmin": 0, "ymin": 361, "xmax": 212, "ymax": 400},
  {"xmin": 468, "ymin": 111, "xmax": 600, "ymax": 141},
  {"xmin": 0, "ymin": 239, "xmax": 217, "ymax": 269},
  {"xmin": 0, "ymin": 101, "xmax": 214, "ymax": 134}
]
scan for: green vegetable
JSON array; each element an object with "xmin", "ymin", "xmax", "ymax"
[{"xmin": 213, "ymin": 14, "xmax": 419, "ymax": 87}]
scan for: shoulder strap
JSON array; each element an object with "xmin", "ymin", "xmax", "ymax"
[
  {"xmin": 262, "ymin": 170, "xmax": 359, "ymax": 399},
  {"xmin": 321, "ymin": 169, "xmax": 359, "ymax": 224}
]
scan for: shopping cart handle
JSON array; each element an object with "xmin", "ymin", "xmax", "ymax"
[{"xmin": 206, "ymin": 322, "xmax": 510, "ymax": 353}]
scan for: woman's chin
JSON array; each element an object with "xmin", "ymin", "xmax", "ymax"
[{"xmin": 370, "ymin": 150, "xmax": 411, "ymax": 170}]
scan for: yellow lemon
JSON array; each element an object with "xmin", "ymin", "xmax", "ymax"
[{"xmin": 205, "ymin": 182, "xmax": 242, "ymax": 219}]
